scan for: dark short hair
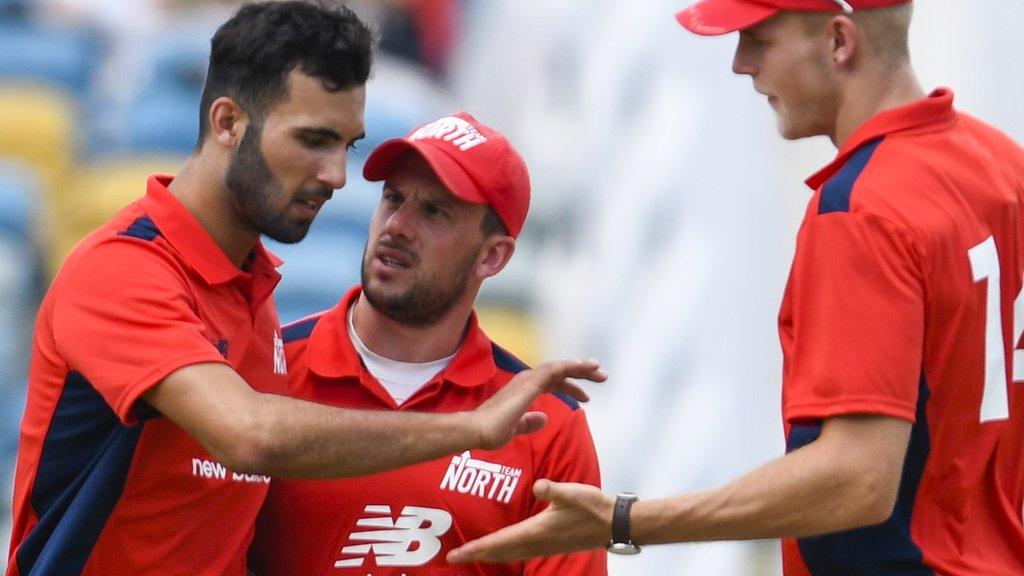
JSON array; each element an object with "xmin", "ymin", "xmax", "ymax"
[
  {"xmin": 196, "ymin": 0, "xmax": 373, "ymax": 148},
  {"xmin": 480, "ymin": 206, "xmax": 509, "ymax": 237}
]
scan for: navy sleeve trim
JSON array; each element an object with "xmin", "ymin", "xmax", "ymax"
[
  {"xmin": 819, "ymin": 137, "xmax": 884, "ymax": 214},
  {"xmin": 282, "ymin": 316, "xmax": 320, "ymax": 344},
  {"xmin": 491, "ymin": 343, "xmax": 580, "ymax": 411},
  {"xmin": 116, "ymin": 215, "xmax": 161, "ymax": 241}
]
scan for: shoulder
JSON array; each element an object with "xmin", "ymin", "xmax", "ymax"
[
  {"xmin": 490, "ymin": 343, "xmax": 583, "ymax": 421},
  {"xmin": 53, "ymin": 210, "xmax": 192, "ymax": 304},
  {"xmin": 282, "ymin": 313, "xmax": 323, "ymax": 346}
]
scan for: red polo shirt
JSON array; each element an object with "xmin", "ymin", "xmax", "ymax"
[
  {"xmin": 780, "ymin": 89, "xmax": 1024, "ymax": 575},
  {"xmin": 249, "ymin": 287, "xmax": 606, "ymax": 575},
  {"xmin": 8, "ymin": 175, "xmax": 288, "ymax": 576}
]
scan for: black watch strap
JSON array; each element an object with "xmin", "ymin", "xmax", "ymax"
[{"xmin": 610, "ymin": 487, "xmax": 634, "ymax": 545}]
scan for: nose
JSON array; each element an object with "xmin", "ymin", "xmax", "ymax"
[
  {"xmin": 317, "ymin": 153, "xmax": 348, "ymax": 190},
  {"xmin": 382, "ymin": 200, "xmax": 416, "ymax": 241},
  {"xmin": 732, "ymin": 35, "xmax": 756, "ymax": 76}
]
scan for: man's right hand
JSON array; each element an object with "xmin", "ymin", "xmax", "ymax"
[{"xmin": 470, "ymin": 359, "xmax": 606, "ymax": 450}]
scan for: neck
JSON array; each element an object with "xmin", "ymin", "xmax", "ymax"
[
  {"xmin": 351, "ymin": 293, "xmax": 474, "ymax": 363},
  {"xmin": 832, "ymin": 63, "xmax": 925, "ymax": 148},
  {"xmin": 167, "ymin": 152, "xmax": 259, "ymax": 268}
]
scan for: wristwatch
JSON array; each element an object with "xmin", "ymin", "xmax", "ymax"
[{"xmin": 607, "ymin": 492, "xmax": 641, "ymax": 555}]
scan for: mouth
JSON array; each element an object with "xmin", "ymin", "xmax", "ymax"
[
  {"xmin": 293, "ymin": 197, "xmax": 327, "ymax": 219},
  {"xmin": 374, "ymin": 244, "xmax": 417, "ymax": 270}
]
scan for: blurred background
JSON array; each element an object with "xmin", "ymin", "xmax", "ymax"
[{"xmin": 0, "ymin": 0, "xmax": 1021, "ymax": 573}]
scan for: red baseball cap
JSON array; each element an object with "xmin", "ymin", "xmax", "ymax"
[
  {"xmin": 363, "ymin": 112, "xmax": 531, "ymax": 238},
  {"xmin": 676, "ymin": 0, "xmax": 911, "ymax": 36}
]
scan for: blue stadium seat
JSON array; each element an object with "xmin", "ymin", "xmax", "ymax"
[
  {"xmin": 120, "ymin": 29, "xmax": 207, "ymax": 155},
  {"xmin": 266, "ymin": 224, "xmax": 368, "ymax": 324},
  {"xmin": 0, "ymin": 20, "xmax": 100, "ymax": 96},
  {"xmin": 124, "ymin": 92, "xmax": 200, "ymax": 155},
  {"xmin": 0, "ymin": 162, "xmax": 41, "ymax": 382}
]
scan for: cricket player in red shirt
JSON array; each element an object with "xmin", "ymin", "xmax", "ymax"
[
  {"xmin": 6, "ymin": 4, "xmax": 602, "ymax": 576},
  {"xmin": 447, "ymin": 2, "xmax": 1024, "ymax": 574},
  {"xmin": 249, "ymin": 113, "xmax": 605, "ymax": 576}
]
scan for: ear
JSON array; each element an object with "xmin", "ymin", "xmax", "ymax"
[
  {"xmin": 208, "ymin": 96, "xmax": 249, "ymax": 149},
  {"xmin": 475, "ymin": 235, "xmax": 516, "ymax": 280},
  {"xmin": 829, "ymin": 15, "xmax": 859, "ymax": 68}
]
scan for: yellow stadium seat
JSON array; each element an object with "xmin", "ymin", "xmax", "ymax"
[
  {"xmin": 475, "ymin": 305, "xmax": 541, "ymax": 367},
  {"xmin": 47, "ymin": 156, "xmax": 185, "ymax": 274},
  {"xmin": 0, "ymin": 83, "xmax": 76, "ymax": 193}
]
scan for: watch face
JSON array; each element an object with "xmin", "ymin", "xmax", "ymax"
[{"xmin": 608, "ymin": 542, "xmax": 641, "ymax": 556}]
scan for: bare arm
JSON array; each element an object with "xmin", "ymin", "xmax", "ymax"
[
  {"xmin": 448, "ymin": 414, "xmax": 911, "ymax": 563},
  {"xmin": 143, "ymin": 359, "xmax": 605, "ymax": 479}
]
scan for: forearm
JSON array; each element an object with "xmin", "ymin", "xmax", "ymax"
[
  {"xmin": 632, "ymin": 442, "xmax": 880, "ymax": 544},
  {"xmin": 631, "ymin": 415, "xmax": 911, "ymax": 544},
  {"xmin": 247, "ymin": 393, "xmax": 479, "ymax": 478}
]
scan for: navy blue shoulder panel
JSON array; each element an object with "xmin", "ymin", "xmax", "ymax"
[
  {"xmin": 282, "ymin": 315, "xmax": 321, "ymax": 344},
  {"xmin": 491, "ymin": 343, "xmax": 579, "ymax": 411},
  {"xmin": 17, "ymin": 371, "xmax": 144, "ymax": 576},
  {"xmin": 819, "ymin": 137, "xmax": 885, "ymax": 214},
  {"xmin": 793, "ymin": 375, "xmax": 934, "ymax": 575},
  {"xmin": 116, "ymin": 215, "xmax": 161, "ymax": 241}
]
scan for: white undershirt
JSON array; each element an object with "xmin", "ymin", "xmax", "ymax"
[{"xmin": 347, "ymin": 304, "xmax": 456, "ymax": 405}]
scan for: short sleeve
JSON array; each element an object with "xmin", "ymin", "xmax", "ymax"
[
  {"xmin": 782, "ymin": 212, "xmax": 925, "ymax": 425},
  {"xmin": 525, "ymin": 407, "xmax": 607, "ymax": 575},
  {"xmin": 51, "ymin": 238, "xmax": 229, "ymax": 425}
]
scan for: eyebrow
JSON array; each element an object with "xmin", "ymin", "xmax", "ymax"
[
  {"xmin": 383, "ymin": 181, "xmax": 460, "ymax": 208},
  {"xmin": 295, "ymin": 127, "xmax": 366, "ymax": 143}
]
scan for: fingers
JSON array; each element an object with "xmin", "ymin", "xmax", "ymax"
[
  {"xmin": 446, "ymin": 516, "xmax": 549, "ymax": 563},
  {"xmin": 536, "ymin": 359, "xmax": 607, "ymax": 387},
  {"xmin": 533, "ymin": 478, "xmax": 553, "ymax": 500},
  {"xmin": 515, "ymin": 412, "xmax": 548, "ymax": 436},
  {"xmin": 552, "ymin": 379, "xmax": 590, "ymax": 403},
  {"xmin": 526, "ymin": 359, "xmax": 606, "ymax": 403}
]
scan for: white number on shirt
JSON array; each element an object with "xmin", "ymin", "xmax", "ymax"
[{"xmin": 968, "ymin": 235, "xmax": 1023, "ymax": 423}]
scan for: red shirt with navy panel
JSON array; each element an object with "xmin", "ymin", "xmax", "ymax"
[
  {"xmin": 249, "ymin": 286, "xmax": 607, "ymax": 576},
  {"xmin": 779, "ymin": 89, "xmax": 1024, "ymax": 575},
  {"xmin": 7, "ymin": 175, "xmax": 289, "ymax": 576}
]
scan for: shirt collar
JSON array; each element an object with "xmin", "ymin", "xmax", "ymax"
[
  {"xmin": 138, "ymin": 174, "xmax": 283, "ymax": 286},
  {"xmin": 805, "ymin": 88, "xmax": 958, "ymax": 190},
  {"xmin": 308, "ymin": 286, "xmax": 497, "ymax": 388}
]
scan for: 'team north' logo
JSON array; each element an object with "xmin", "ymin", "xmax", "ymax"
[{"xmin": 439, "ymin": 451, "xmax": 521, "ymax": 504}]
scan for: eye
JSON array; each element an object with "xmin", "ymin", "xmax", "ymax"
[
  {"xmin": 300, "ymin": 134, "xmax": 330, "ymax": 149},
  {"xmin": 424, "ymin": 203, "xmax": 449, "ymax": 219},
  {"xmin": 347, "ymin": 141, "xmax": 359, "ymax": 152}
]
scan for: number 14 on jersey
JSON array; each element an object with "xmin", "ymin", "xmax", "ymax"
[{"xmin": 968, "ymin": 235, "xmax": 1022, "ymax": 423}]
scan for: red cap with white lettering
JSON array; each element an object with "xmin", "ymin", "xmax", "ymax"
[
  {"xmin": 363, "ymin": 112, "xmax": 531, "ymax": 238},
  {"xmin": 676, "ymin": 0, "xmax": 912, "ymax": 36}
]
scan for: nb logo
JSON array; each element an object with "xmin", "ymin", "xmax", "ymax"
[{"xmin": 335, "ymin": 505, "xmax": 453, "ymax": 568}]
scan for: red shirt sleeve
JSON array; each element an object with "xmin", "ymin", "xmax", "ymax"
[
  {"xmin": 525, "ymin": 407, "xmax": 607, "ymax": 576},
  {"xmin": 50, "ymin": 237, "xmax": 229, "ymax": 425},
  {"xmin": 782, "ymin": 211, "xmax": 925, "ymax": 425}
]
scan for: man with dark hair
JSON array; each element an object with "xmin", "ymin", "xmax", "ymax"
[
  {"xmin": 249, "ymin": 113, "xmax": 606, "ymax": 575},
  {"xmin": 447, "ymin": 1, "xmax": 1024, "ymax": 575},
  {"xmin": 5, "ymin": 4, "xmax": 602, "ymax": 576}
]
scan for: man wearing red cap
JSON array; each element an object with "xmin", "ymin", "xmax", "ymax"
[
  {"xmin": 248, "ymin": 113, "xmax": 606, "ymax": 576},
  {"xmin": 447, "ymin": 2, "xmax": 1024, "ymax": 575}
]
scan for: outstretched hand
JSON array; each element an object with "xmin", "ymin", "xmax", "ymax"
[
  {"xmin": 447, "ymin": 479, "xmax": 614, "ymax": 564},
  {"xmin": 472, "ymin": 359, "xmax": 606, "ymax": 450}
]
